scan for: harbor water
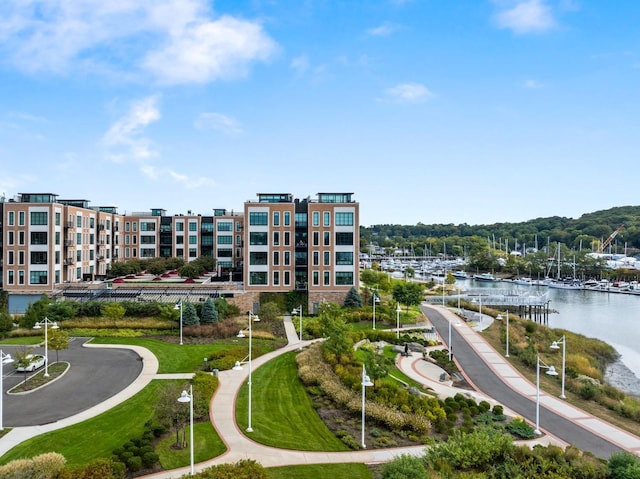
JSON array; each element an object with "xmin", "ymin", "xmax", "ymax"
[{"xmin": 471, "ymin": 281, "xmax": 640, "ymax": 396}]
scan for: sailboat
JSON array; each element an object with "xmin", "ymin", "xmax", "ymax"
[{"xmin": 547, "ymin": 244, "xmax": 583, "ymax": 290}]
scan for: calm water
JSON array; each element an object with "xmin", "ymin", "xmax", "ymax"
[{"xmin": 470, "ymin": 281, "xmax": 640, "ymax": 394}]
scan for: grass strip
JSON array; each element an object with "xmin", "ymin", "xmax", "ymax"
[
  {"xmin": 156, "ymin": 420, "xmax": 225, "ymax": 470},
  {"xmin": 235, "ymin": 351, "xmax": 348, "ymax": 451},
  {"xmin": 267, "ymin": 463, "xmax": 373, "ymax": 479}
]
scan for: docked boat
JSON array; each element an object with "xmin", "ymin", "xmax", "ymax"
[
  {"xmin": 473, "ymin": 272, "xmax": 496, "ymax": 282},
  {"xmin": 547, "ymin": 279, "xmax": 583, "ymax": 290},
  {"xmin": 513, "ymin": 277, "xmax": 535, "ymax": 286},
  {"xmin": 452, "ymin": 270, "xmax": 468, "ymax": 279}
]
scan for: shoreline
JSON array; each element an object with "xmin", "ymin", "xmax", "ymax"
[{"xmin": 606, "ymin": 359, "xmax": 640, "ymax": 398}]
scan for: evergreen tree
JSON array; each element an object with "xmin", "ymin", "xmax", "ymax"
[
  {"xmin": 343, "ymin": 287, "xmax": 363, "ymax": 308},
  {"xmin": 182, "ymin": 302, "xmax": 200, "ymax": 326},
  {"xmin": 200, "ymin": 298, "xmax": 219, "ymax": 324}
]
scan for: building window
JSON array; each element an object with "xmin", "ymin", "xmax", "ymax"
[
  {"xmin": 217, "ymin": 235, "xmax": 233, "ymax": 244},
  {"xmin": 77, "ymin": 250, "xmax": 82, "ymax": 262},
  {"xmin": 273, "ymin": 271, "xmax": 280, "ymax": 286},
  {"xmin": 141, "ymin": 222, "xmax": 156, "ymax": 232},
  {"xmin": 77, "ymin": 215, "xmax": 82, "ymax": 228},
  {"xmin": 176, "ymin": 235, "xmax": 184, "ymax": 244},
  {"xmin": 284, "ymin": 251, "xmax": 290, "ymax": 266},
  {"xmin": 55, "ymin": 251, "xmax": 60, "ymax": 264},
  {"xmin": 55, "ymin": 231, "xmax": 60, "ymax": 245},
  {"xmin": 273, "ymin": 212, "xmax": 280, "ymax": 226},
  {"xmin": 19, "ymin": 211, "xmax": 25, "ymax": 226},
  {"xmin": 284, "ymin": 212, "xmax": 290, "ymax": 226},
  {"xmin": 313, "ymin": 271, "xmax": 319, "ymax": 285},
  {"xmin": 189, "ymin": 222, "xmax": 197, "ymax": 232},
  {"xmin": 89, "ymin": 250, "xmax": 94, "ymax": 260},
  {"xmin": 176, "ymin": 222, "xmax": 184, "ymax": 232},
  {"xmin": 77, "ymin": 233, "xmax": 82, "ymax": 245},
  {"xmin": 284, "ymin": 232, "xmax": 290, "ymax": 246},
  {"xmin": 336, "ymin": 252, "xmax": 354, "ymax": 265},
  {"xmin": 132, "ymin": 222, "xmax": 137, "ymax": 232},
  {"xmin": 7, "ymin": 271, "xmax": 14, "ymax": 285},
  {"xmin": 7, "ymin": 231, "xmax": 13, "ymax": 246},
  {"xmin": 336, "ymin": 232, "xmax": 354, "ymax": 245},
  {"xmin": 217, "ymin": 221, "xmax": 232, "ymax": 231},
  {"xmin": 313, "ymin": 251, "xmax": 319, "ymax": 266},
  {"xmin": 189, "ymin": 235, "xmax": 197, "ymax": 244},
  {"xmin": 249, "ymin": 232, "xmax": 268, "ymax": 245},
  {"xmin": 249, "ymin": 212, "xmax": 268, "ymax": 225},
  {"xmin": 313, "ymin": 231, "xmax": 319, "ymax": 246},
  {"xmin": 7, "ymin": 212, "xmax": 14, "ymax": 226},
  {"xmin": 19, "ymin": 232, "xmax": 25, "ymax": 245},
  {"xmin": 19, "ymin": 270, "xmax": 25, "ymax": 285},
  {"xmin": 284, "ymin": 271, "xmax": 290, "ymax": 286},
  {"xmin": 324, "ymin": 271, "xmax": 330, "ymax": 285},
  {"xmin": 335, "ymin": 212, "xmax": 354, "ymax": 226},
  {"xmin": 335, "ymin": 271, "xmax": 354, "ymax": 285},
  {"xmin": 176, "ymin": 248, "xmax": 184, "ymax": 257},
  {"xmin": 323, "ymin": 211, "xmax": 330, "ymax": 226},
  {"xmin": 7, "ymin": 251, "xmax": 14, "ymax": 265},
  {"xmin": 249, "ymin": 252, "xmax": 268, "ymax": 265},
  {"xmin": 323, "ymin": 231, "xmax": 330, "ymax": 246},
  {"xmin": 273, "ymin": 231, "xmax": 280, "ymax": 246},
  {"xmin": 250, "ymin": 272, "xmax": 268, "ymax": 285},
  {"xmin": 141, "ymin": 236, "xmax": 156, "ymax": 244},
  {"xmin": 18, "ymin": 251, "xmax": 24, "ymax": 265},
  {"xmin": 217, "ymin": 248, "xmax": 233, "ymax": 257},
  {"xmin": 189, "ymin": 248, "xmax": 197, "ymax": 258},
  {"xmin": 323, "ymin": 251, "xmax": 330, "ymax": 265},
  {"xmin": 295, "ymin": 213, "xmax": 307, "ymax": 227},
  {"xmin": 56, "ymin": 212, "xmax": 61, "ymax": 226},
  {"xmin": 312, "ymin": 211, "xmax": 319, "ymax": 226},
  {"xmin": 30, "ymin": 231, "xmax": 48, "ymax": 245},
  {"xmin": 90, "ymin": 217, "xmax": 95, "ymax": 228},
  {"xmin": 273, "ymin": 251, "xmax": 280, "ymax": 265},
  {"xmin": 30, "ymin": 271, "xmax": 48, "ymax": 285},
  {"xmin": 77, "ymin": 267, "xmax": 82, "ymax": 279}
]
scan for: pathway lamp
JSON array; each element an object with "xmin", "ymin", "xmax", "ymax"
[
  {"xmin": 535, "ymin": 355, "xmax": 558, "ymax": 436},
  {"xmin": 550, "ymin": 335, "xmax": 567, "ymax": 399},
  {"xmin": 372, "ymin": 288, "xmax": 380, "ymax": 330},
  {"xmin": 0, "ymin": 351, "xmax": 14, "ymax": 430},
  {"xmin": 177, "ymin": 385, "xmax": 194, "ymax": 476},
  {"xmin": 174, "ymin": 300, "xmax": 184, "ymax": 345},
  {"xmin": 395, "ymin": 303, "xmax": 402, "ymax": 339},
  {"xmin": 33, "ymin": 317, "xmax": 58, "ymax": 377},
  {"xmin": 496, "ymin": 310, "xmax": 510, "ymax": 357},
  {"xmin": 292, "ymin": 305, "xmax": 303, "ymax": 349},
  {"xmin": 235, "ymin": 311, "xmax": 260, "ymax": 432},
  {"xmin": 360, "ymin": 364, "xmax": 374, "ymax": 448}
]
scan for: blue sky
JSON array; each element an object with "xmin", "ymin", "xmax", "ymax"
[{"xmin": 1, "ymin": 0, "xmax": 639, "ymax": 227}]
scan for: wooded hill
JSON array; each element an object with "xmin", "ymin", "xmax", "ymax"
[{"xmin": 360, "ymin": 205, "xmax": 640, "ymax": 258}]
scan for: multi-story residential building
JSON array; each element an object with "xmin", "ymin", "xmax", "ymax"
[
  {"xmin": 244, "ymin": 193, "xmax": 359, "ymax": 310},
  {"xmin": 1, "ymin": 192, "xmax": 358, "ymax": 313}
]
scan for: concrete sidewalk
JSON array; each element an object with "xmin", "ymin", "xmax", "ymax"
[{"xmin": 423, "ymin": 304, "xmax": 640, "ymax": 457}]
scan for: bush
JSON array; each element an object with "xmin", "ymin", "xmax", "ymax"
[
  {"xmin": 381, "ymin": 454, "xmax": 427, "ymax": 479},
  {"xmin": 505, "ymin": 417, "xmax": 535, "ymax": 439},
  {"xmin": 579, "ymin": 382, "xmax": 599, "ymax": 400},
  {"xmin": 0, "ymin": 452, "xmax": 66, "ymax": 479}
]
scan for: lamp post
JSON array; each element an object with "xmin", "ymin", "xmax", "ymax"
[
  {"xmin": 177, "ymin": 385, "xmax": 194, "ymax": 476},
  {"xmin": 236, "ymin": 311, "xmax": 260, "ymax": 432},
  {"xmin": 292, "ymin": 305, "xmax": 303, "ymax": 349},
  {"xmin": 33, "ymin": 317, "xmax": 58, "ymax": 377},
  {"xmin": 448, "ymin": 313, "xmax": 452, "ymax": 362},
  {"xmin": 535, "ymin": 355, "xmax": 558, "ymax": 435},
  {"xmin": 395, "ymin": 303, "xmax": 401, "ymax": 339},
  {"xmin": 472, "ymin": 295, "xmax": 483, "ymax": 324},
  {"xmin": 550, "ymin": 335, "xmax": 566, "ymax": 399},
  {"xmin": 174, "ymin": 300, "xmax": 184, "ymax": 345},
  {"xmin": 0, "ymin": 350, "xmax": 14, "ymax": 431},
  {"xmin": 496, "ymin": 310, "xmax": 510, "ymax": 357},
  {"xmin": 372, "ymin": 288, "xmax": 380, "ymax": 330},
  {"xmin": 457, "ymin": 287, "xmax": 461, "ymax": 313},
  {"xmin": 360, "ymin": 364, "xmax": 374, "ymax": 448}
]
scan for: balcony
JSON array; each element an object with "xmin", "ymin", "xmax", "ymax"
[
  {"xmin": 98, "ymin": 224, "xmax": 105, "ymax": 231},
  {"xmin": 64, "ymin": 258, "xmax": 75, "ymax": 265},
  {"xmin": 65, "ymin": 221, "xmax": 74, "ymax": 228},
  {"xmin": 64, "ymin": 240, "xmax": 75, "ymax": 247}
]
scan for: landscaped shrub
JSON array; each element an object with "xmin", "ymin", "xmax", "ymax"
[
  {"xmin": 0, "ymin": 452, "xmax": 66, "ymax": 479},
  {"xmin": 187, "ymin": 459, "xmax": 267, "ymax": 479},
  {"xmin": 381, "ymin": 453, "xmax": 427, "ymax": 479},
  {"xmin": 58, "ymin": 458, "xmax": 126, "ymax": 479},
  {"xmin": 505, "ymin": 417, "xmax": 535, "ymax": 439}
]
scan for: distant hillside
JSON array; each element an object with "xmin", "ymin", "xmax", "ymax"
[{"xmin": 360, "ymin": 205, "xmax": 640, "ymax": 254}]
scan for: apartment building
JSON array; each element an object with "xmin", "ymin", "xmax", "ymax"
[
  {"xmin": 1, "ymin": 192, "xmax": 358, "ymax": 312},
  {"xmin": 244, "ymin": 193, "xmax": 359, "ymax": 309}
]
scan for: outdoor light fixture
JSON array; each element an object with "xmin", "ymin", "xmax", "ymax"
[
  {"xmin": 535, "ymin": 355, "xmax": 558, "ymax": 435},
  {"xmin": 177, "ymin": 385, "xmax": 194, "ymax": 476},
  {"xmin": 33, "ymin": 317, "xmax": 58, "ymax": 377}
]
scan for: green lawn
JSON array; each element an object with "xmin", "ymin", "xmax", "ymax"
[
  {"xmin": 156, "ymin": 420, "xmax": 226, "ymax": 470},
  {"xmin": 0, "ymin": 380, "xmax": 174, "ymax": 466},
  {"xmin": 267, "ymin": 463, "xmax": 373, "ymax": 479},
  {"xmin": 0, "ymin": 337, "xmax": 42, "ymax": 345},
  {"xmin": 235, "ymin": 351, "xmax": 348, "ymax": 451}
]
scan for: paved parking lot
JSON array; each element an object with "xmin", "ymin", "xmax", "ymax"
[{"xmin": 1, "ymin": 338, "xmax": 142, "ymax": 427}]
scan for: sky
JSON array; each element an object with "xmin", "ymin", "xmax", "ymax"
[{"xmin": 1, "ymin": 1, "xmax": 639, "ymax": 227}]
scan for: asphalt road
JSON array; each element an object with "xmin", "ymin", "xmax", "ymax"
[
  {"xmin": 422, "ymin": 305, "xmax": 625, "ymax": 459},
  {"xmin": 1, "ymin": 338, "xmax": 142, "ymax": 427}
]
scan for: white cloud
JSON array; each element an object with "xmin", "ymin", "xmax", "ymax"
[
  {"xmin": 141, "ymin": 164, "xmax": 214, "ymax": 189},
  {"xmin": 493, "ymin": 0, "xmax": 557, "ymax": 34},
  {"xmin": 290, "ymin": 55, "xmax": 310, "ymax": 76},
  {"xmin": 522, "ymin": 79, "xmax": 544, "ymax": 88},
  {"xmin": 379, "ymin": 83, "xmax": 433, "ymax": 103},
  {"xmin": 0, "ymin": 1, "xmax": 278, "ymax": 84},
  {"xmin": 367, "ymin": 23, "xmax": 400, "ymax": 37},
  {"xmin": 194, "ymin": 113, "xmax": 243, "ymax": 135},
  {"xmin": 103, "ymin": 96, "xmax": 161, "ymax": 162}
]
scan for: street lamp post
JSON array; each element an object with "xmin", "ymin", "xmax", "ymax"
[
  {"xmin": 177, "ymin": 385, "xmax": 194, "ymax": 476},
  {"xmin": 236, "ymin": 311, "xmax": 260, "ymax": 432},
  {"xmin": 395, "ymin": 303, "xmax": 401, "ymax": 339},
  {"xmin": 360, "ymin": 364, "xmax": 374, "ymax": 448},
  {"xmin": 174, "ymin": 300, "xmax": 184, "ymax": 345},
  {"xmin": 448, "ymin": 314, "xmax": 452, "ymax": 362},
  {"xmin": 292, "ymin": 305, "xmax": 303, "ymax": 349},
  {"xmin": 33, "ymin": 317, "xmax": 58, "ymax": 377},
  {"xmin": 372, "ymin": 288, "xmax": 380, "ymax": 330},
  {"xmin": 535, "ymin": 355, "xmax": 558, "ymax": 435},
  {"xmin": 550, "ymin": 335, "xmax": 567, "ymax": 399},
  {"xmin": 496, "ymin": 310, "xmax": 510, "ymax": 357},
  {"xmin": 0, "ymin": 350, "xmax": 14, "ymax": 431}
]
